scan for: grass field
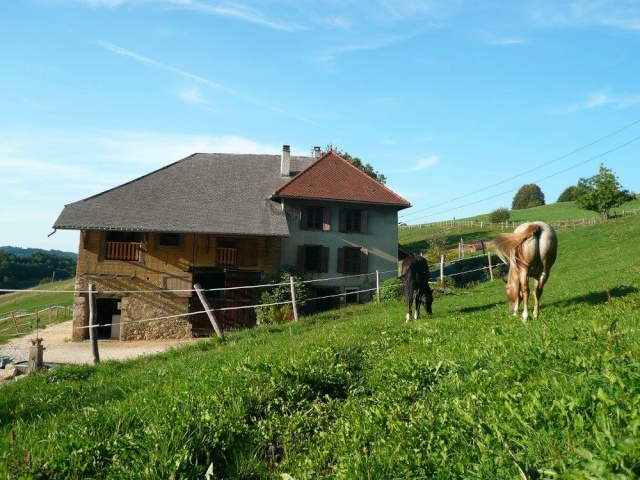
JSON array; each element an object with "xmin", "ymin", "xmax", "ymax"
[
  {"xmin": 0, "ymin": 279, "xmax": 75, "ymax": 342},
  {"xmin": 1, "ymin": 211, "xmax": 639, "ymax": 478}
]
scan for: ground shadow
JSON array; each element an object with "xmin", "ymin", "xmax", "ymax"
[{"xmin": 549, "ymin": 285, "xmax": 639, "ymax": 308}]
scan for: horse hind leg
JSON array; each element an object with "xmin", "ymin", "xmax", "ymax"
[
  {"xmin": 520, "ymin": 275, "xmax": 530, "ymax": 322},
  {"xmin": 414, "ymin": 294, "xmax": 420, "ymax": 320}
]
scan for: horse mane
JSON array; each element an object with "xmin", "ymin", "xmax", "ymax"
[{"xmin": 493, "ymin": 223, "xmax": 541, "ymax": 267}]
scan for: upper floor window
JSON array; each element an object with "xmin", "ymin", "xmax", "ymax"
[
  {"xmin": 300, "ymin": 206, "xmax": 331, "ymax": 231},
  {"xmin": 156, "ymin": 232, "xmax": 183, "ymax": 250},
  {"xmin": 339, "ymin": 209, "xmax": 368, "ymax": 233},
  {"xmin": 104, "ymin": 231, "xmax": 142, "ymax": 261}
]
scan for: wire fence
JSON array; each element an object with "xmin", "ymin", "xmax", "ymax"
[
  {"xmin": 0, "ymin": 253, "xmax": 511, "ymax": 343},
  {"xmin": 401, "ymin": 207, "xmax": 639, "ymax": 231}
]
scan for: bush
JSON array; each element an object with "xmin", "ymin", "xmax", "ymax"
[
  {"xmin": 256, "ymin": 266, "xmax": 308, "ymax": 325},
  {"xmin": 512, "ymin": 184, "xmax": 545, "ymax": 210},
  {"xmin": 379, "ymin": 277, "xmax": 403, "ymax": 302},
  {"xmin": 557, "ymin": 185, "xmax": 576, "ymax": 202},
  {"xmin": 489, "ymin": 208, "xmax": 510, "ymax": 223}
]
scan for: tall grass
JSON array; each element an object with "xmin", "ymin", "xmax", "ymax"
[{"xmin": 1, "ymin": 218, "xmax": 639, "ymax": 478}]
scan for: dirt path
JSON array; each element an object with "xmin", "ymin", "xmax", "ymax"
[{"xmin": 0, "ymin": 320, "xmax": 203, "ymax": 381}]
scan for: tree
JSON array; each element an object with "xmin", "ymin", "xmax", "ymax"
[
  {"xmin": 489, "ymin": 208, "xmax": 511, "ymax": 223},
  {"xmin": 557, "ymin": 186, "xmax": 577, "ymax": 202},
  {"xmin": 511, "ymin": 184, "xmax": 546, "ymax": 210},
  {"xmin": 574, "ymin": 164, "xmax": 635, "ymax": 220},
  {"xmin": 329, "ymin": 146, "xmax": 387, "ymax": 185}
]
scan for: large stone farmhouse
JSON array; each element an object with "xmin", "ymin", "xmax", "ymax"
[{"xmin": 53, "ymin": 146, "xmax": 411, "ymax": 341}]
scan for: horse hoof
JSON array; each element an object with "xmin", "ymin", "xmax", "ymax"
[
  {"xmin": 406, "ymin": 314, "xmax": 411, "ymax": 322},
  {"xmin": 414, "ymin": 312, "xmax": 418, "ymax": 320}
]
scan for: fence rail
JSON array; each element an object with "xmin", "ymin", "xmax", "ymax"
[
  {"xmin": 402, "ymin": 207, "xmax": 639, "ymax": 231},
  {"xmin": 0, "ymin": 304, "xmax": 73, "ymax": 336}
]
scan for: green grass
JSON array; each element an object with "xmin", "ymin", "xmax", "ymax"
[
  {"xmin": 0, "ymin": 279, "xmax": 75, "ymax": 342},
  {"xmin": 1, "ymin": 216, "xmax": 639, "ymax": 478}
]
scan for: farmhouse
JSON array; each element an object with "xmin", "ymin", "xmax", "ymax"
[{"xmin": 53, "ymin": 146, "xmax": 410, "ymax": 341}]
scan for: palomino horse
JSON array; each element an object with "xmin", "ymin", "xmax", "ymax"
[
  {"xmin": 493, "ymin": 221, "xmax": 558, "ymax": 321},
  {"xmin": 400, "ymin": 255, "xmax": 433, "ymax": 321}
]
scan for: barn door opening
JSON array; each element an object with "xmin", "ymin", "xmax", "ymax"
[{"xmin": 96, "ymin": 298, "xmax": 121, "ymax": 340}]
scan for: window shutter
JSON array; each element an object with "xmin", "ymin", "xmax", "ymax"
[
  {"xmin": 337, "ymin": 247, "xmax": 345, "ymax": 273},
  {"xmin": 360, "ymin": 248, "xmax": 369, "ymax": 274},
  {"xmin": 360, "ymin": 210, "xmax": 368, "ymax": 233},
  {"xmin": 237, "ymin": 238, "xmax": 258, "ymax": 267},
  {"xmin": 98, "ymin": 232, "xmax": 105, "ymax": 262},
  {"xmin": 322, "ymin": 207, "xmax": 331, "ymax": 231},
  {"xmin": 299, "ymin": 207, "xmax": 307, "ymax": 230},
  {"xmin": 297, "ymin": 245, "xmax": 305, "ymax": 270},
  {"xmin": 321, "ymin": 247, "xmax": 329, "ymax": 273},
  {"xmin": 339, "ymin": 209, "xmax": 347, "ymax": 232}
]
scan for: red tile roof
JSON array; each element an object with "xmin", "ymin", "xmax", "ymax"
[{"xmin": 272, "ymin": 151, "xmax": 411, "ymax": 208}]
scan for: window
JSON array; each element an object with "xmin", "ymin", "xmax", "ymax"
[
  {"xmin": 297, "ymin": 245, "xmax": 329, "ymax": 273},
  {"xmin": 218, "ymin": 240, "xmax": 237, "ymax": 266},
  {"xmin": 344, "ymin": 288, "xmax": 359, "ymax": 304},
  {"xmin": 337, "ymin": 247, "xmax": 368, "ymax": 274},
  {"xmin": 156, "ymin": 232, "xmax": 182, "ymax": 250},
  {"xmin": 339, "ymin": 209, "xmax": 368, "ymax": 233},
  {"xmin": 300, "ymin": 206, "xmax": 330, "ymax": 231}
]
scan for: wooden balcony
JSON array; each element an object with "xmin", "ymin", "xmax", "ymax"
[
  {"xmin": 106, "ymin": 241, "xmax": 141, "ymax": 261},
  {"xmin": 217, "ymin": 247, "xmax": 237, "ymax": 266}
]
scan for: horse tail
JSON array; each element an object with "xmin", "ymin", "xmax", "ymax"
[{"xmin": 493, "ymin": 223, "xmax": 540, "ymax": 266}]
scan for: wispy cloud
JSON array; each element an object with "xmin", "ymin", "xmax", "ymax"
[
  {"xmin": 486, "ymin": 36, "xmax": 528, "ymax": 46},
  {"xmin": 407, "ymin": 155, "xmax": 439, "ymax": 171},
  {"xmin": 98, "ymin": 41, "xmax": 325, "ymax": 127},
  {"xmin": 551, "ymin": 89, "xmax": 640, "ymax": 114},
  {"xmin": 178, "ymin": 87, "xmax": 205, "ymax": 104},
  {"xmin": 163, "ymin": 0, "xmax": 307, "ymax": 31},
  {"xmin": 531, "ymin": 0, "xmax": 640, "ymax": 31},
  {"xmin": 311, "ymin": 34, "xmax": 410, "ymax": 66}
]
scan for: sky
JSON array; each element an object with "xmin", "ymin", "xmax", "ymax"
[{"xmin": 1, "ymin": 0, "xmax": 640, "ymax": 253}]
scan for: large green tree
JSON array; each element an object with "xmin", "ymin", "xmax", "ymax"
[
  {"xmin": 329, "ymin": 147, "xmax": 387, "ymax": 185},
  {"xmin": 511, "ymin": 184, "xmax": 545, "ymax": 210},
  {"xmin": 574, "ymin": 164, "xmax": 635, "ymax": 220}
]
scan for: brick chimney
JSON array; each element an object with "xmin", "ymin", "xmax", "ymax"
[{"xmin": 281, "ymin": 145, "xmax": 290, "ymax": 176}]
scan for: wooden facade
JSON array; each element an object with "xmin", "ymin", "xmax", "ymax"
[{"xmin": 72, "ymin": 230, "xmax": 282, "ymax": 341}]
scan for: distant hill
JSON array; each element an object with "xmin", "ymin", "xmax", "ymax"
[
  {"xmin": 0, "ymin": 246, "xmax": 77, "ymax": 259},
  {"xmin": 0, "ymin": 247, "xmax": 77, "ymax": 290}
]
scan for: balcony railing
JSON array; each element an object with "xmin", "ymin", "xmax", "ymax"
[
  {"xmin": 217, "ymin": 247, "xmax": 237, "ymax": 266},
  {"xmin": 106, "ymin": 241, "xmax": 141, "ymax": 261}
]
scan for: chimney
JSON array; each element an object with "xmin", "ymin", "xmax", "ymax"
[
  {"xmin": 312, "ymin": 146, "xmax": 322, "ymax": 158},
  {"xmin": 281, "ymin": 145, "xmax": 291, "ymax": 176}
]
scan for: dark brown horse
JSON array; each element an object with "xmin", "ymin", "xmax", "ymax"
[
  {"xmin": 493, "ymin": 221, "xmax": 558, "ymax": 321},
  {"xmin": 400, "ymin": 255, "xmax": 433, "ymax": 321}
]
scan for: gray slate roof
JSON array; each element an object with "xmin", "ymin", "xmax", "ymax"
[{"xmin": 53, "ymin": 153, "xmax": 314, "ymax": 237}]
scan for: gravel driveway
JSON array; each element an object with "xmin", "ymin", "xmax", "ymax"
[{"xmin": 0, "ymin": 320, "xmax": 202, "ymax": 381}]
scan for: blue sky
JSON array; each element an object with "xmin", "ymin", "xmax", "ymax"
[{"xmin": 1, "ymin": 0, "xmax": 639, "ymax": 252}]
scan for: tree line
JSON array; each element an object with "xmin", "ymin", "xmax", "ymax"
[{"xmin": 0, "ymin": 248, "xmax": 77, "ymax": 290}]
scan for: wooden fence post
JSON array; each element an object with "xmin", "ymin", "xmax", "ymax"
[
  {"xmin": 376, "ymin": 270, "xmax": 381, "ymax": 303},
  {"xmin": 290, "ymin": 275, "xmax": 299, "ymax": 322},
  {"xmin": 88, "ymin": 283, "xmax": 100, "ymax": 364},
  {"xmin": 487, "ymin": 253, "xmax": 494, "ymax": 281},
  {"xmin": 440, "ymin": 255, "xmax": 445, "ymax": 290},
  {"xmin": 194, "ymin": 283, "xmax": 224, "ymax": 339},
  {"xmin": 12, "ymin": 312, "xmax": 19, "ymax": 334}
]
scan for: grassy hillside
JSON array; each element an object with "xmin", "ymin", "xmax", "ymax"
[
  {"xmin": 1, "ymin": 216, "xmax": 639, "ymax": 478},
  {"xmin": 0, "ymin": 279, "xmax": 75, "ymax": 342}
]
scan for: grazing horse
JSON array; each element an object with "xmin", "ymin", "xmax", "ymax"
[
  {"xmin": 493, "ymin": 221, "xmax": 558, "ymax": 321},
  {"xmin": 400, "ymin": 255, "xmax": 433, "ymax": 321}
]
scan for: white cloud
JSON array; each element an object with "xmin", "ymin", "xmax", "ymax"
[
  {"xmin": 178, "ymin": 87, "xmax": 205, "ymax": 104},
  {"xmin": 531, "ymin": 0, "xmax": 640, "ymax": 31},
  {"xmin": 551, "ymin": 89, "xmax": 640, "ymax": 114},
  {"xmin": 407, "ymin": 155, "xmax": 439, "ymax": 171}
]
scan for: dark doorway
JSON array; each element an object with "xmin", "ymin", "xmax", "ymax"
[
  {"xmin": 306, "ymin": 286, "xmax": 340, "ymax": 314},
  {"xmin": 96, "ymin": 298, "xmax": 121, "ymax": 340}
]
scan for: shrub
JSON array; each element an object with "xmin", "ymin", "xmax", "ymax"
[
  {"xmin": 512, "ymin": 183, "xmax": 545, "ymax": 210},
  {"xmin": 256, "ymin": 266, "xmax": 308, "ymax": 325},
  {"xmin": 379, "ymin": 277, "xmax": 403, "ymax": 302},
  {"xmin": 557, "ymin": 185, "xmax": 576, "ymax": 202},
  {"xmin": 489, "ymin": 208, "xmax": 510, "ymax": 223}
]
